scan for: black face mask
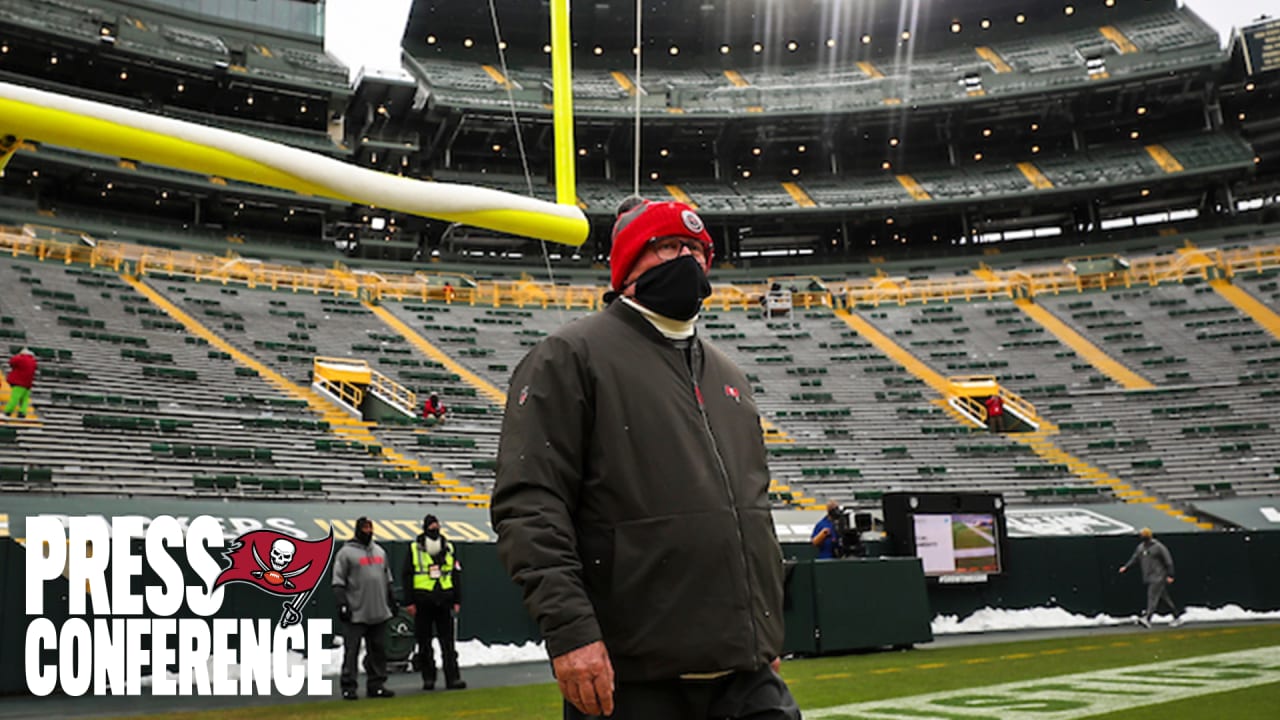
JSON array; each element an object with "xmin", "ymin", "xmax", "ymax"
[
  {"xmin": 424, "ymin": 527, "xmax": 441, "ymax": 540},
  {"xmin": 633, "ymin": 255, "xmax": 712, "ymax": 321},
  {"xmin": 355, "ymin": 529, "xmax": 372, "ymax": 545}
]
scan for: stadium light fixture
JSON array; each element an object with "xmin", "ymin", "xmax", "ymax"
[
  {"xmin": 1064, "ymin": 6, "xmax": 1075, "ymax": 16},
  {"xmin": 499, "ymin": 41, "xmax": 508, "ymax": 50},
  {"xmin": 753, "ymin": 42, "xmax": 763, "ymax": 53},
  {"xmin": 798, "ymin": 144, "xmax": 807, "ymax": 153},
  {"xmin": 50, "ymin": 54, "xmax": 58, "ymax": 65},
  {"xmin": 1238, "ymin": 112, "xmax": 1246, "ymax": 121},
  {"xmin": 973, "ymin": 152, "xmax": 983, "ymax": 161},
  {"xmin": 1, "ymin": 44, "xmax": 7, "ymax": 53},
  {"xmin": 950, "ymin": 21, "xmax": 961, "ymax": 33},
  {"xmin": 982, "ymin": 128, "xmax": 992, "ymax": 137},
  {"xmin": 299, "ymin": 103, "xmax": 307, "ymax": 113},
  {"xmin": 578, "ymin": 147, "xmax": 587, "ymax": 156},
  {"xmin": 742, "ymin": 170, "xmax": 751, "ymax": 178},
  {"xmin": 119, "ymin": 71, "xmax": 128, "ymax": 81},
  {"xmin": 885, "ymin": 217, "xmax": 894, "ymax": 225},
  {"xmin": 427, "ymin": 35, "xmax": 437, "ymax": 45},
  {"xmin": 176, "ymin": 82, "xmax": 185, "ymax": 93},
  {"xmin": 463, "ymin": 38, "xmax": 474, "ymax": 48},
  {"xmin": 1016, "ymin": 14, "xmax": 1026, "ymax": 24},
  {"xmin": 861, "ymin": 34, "xmax": 872, "ymax": 44},
  {"xmin": 1245, "ymin": 82, "xmax": 1256, "ymax": 92},
  {"xmin": 669, "ymin": 45, "xmax": 679, "ymax": 55},
  {"xmin": 752, "ymin": 147, "xmax": 762, "ymax": 156},
  {"xmin": 881, "ymin": 161, "xmax": 891, "ymax": 170},
  {"xmin": 1106, "ymin": 0, "xmax": 1115, "ymax": 6},
  {"xmin": 720, "ymin": 45, "xmax": 731, "ymax": 54},
  {"xmin": 543, "ymin": 44, "xmax": 552, "ymax": 53},
  {"xmin": 791, "ymin": 168, "xmax": 800, "ymax": 176},
  {"xmin": 492, "ymin": 144, "xmax": 502, "ymax": 152},
  {"xmin": 889, "ymin": 137, "xmax": 899, "ymax": 147},
  {"xmin": 1137, "ymin": 106, "xmax": 1147, "ymax": 115},
  {"xmin": 594, "ymin": 46, "xmax": 603, "ymax": 55},
  {"xmin": 981, "ymin": 19, "xmax": 991, "ymax": 29},
  {"xmin": 901, "ymin": 31, "xmax": 911, "ymax": 41},
  {"xmin": 247, "ymin": 95, "xmax": 254, "ymax": 105},
  {"xmin": 826, "ymin": 38, "xmax": 836, "ymax": 48},
  {"xmin": 1140, "ymin": 189, "xmax": 1150, "ymax": 197},
  {"xmin": 650, "ymin": 171, "xmax": 659, "ymax": 180},
  {"xmin": 1129, "ymin": 130, "xmax": 1139, "ymax": 139},
  {"xmin": 659, "ymin": 148, "xmax": 669, "ymax": 157},
  {"xmin": 1031, "ymin": 145, "xmax": 1041, "ymax": 154},
  {"xmin": 1030, "ymin": 122, "xmax": 1039, "ymax": 131},
  {"xmin": 787, "ymin": 41, "xmax": 798, "ymax": 52}
]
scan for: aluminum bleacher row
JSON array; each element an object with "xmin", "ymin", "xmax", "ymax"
[
  {"xmin": 416, "ymin": 6, "xmax": 1220, "ymax": 115},
  {"xmin": 432, "ymin": 132, "xmax": 1254, "ymax": 215},
  {"xmin": 4, "ymin": 254, "xmax": 1278, "ymax": 512}
]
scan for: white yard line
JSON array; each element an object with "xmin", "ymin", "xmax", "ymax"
[{"xmin": 807, "ymin": 645, "xmax": 1280, "ymax": 719}]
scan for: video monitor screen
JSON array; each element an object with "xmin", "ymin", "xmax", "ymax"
[{"xmin": 911, "ymin": 513, "xmax": 1001, "ymax": 577}]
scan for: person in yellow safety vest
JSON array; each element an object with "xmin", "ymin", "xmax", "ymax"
[{"xmin": 402, "ymin": 514, "xmax": 466, "ymax": 691}]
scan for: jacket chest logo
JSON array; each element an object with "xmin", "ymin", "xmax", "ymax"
[{"xmin": 723, "ymin": 384, "xmax": 740, "ymax": 403}]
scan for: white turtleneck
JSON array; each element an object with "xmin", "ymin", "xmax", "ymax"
[{"xmin": 621, "ymin": 296, "xmax": 698, "ymax": 339}]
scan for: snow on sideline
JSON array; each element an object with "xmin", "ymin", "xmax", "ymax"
[{"xmin": 932, "ymin": 604, "xmax": 1280, "ymax": 635}]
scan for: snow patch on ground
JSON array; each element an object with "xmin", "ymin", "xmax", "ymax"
[{"xmin": 932, "ymin": 604, "xmax": 1280, "ymax": 635}]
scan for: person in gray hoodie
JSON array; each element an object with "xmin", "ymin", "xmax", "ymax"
[
  {"xmin": 333, "ymin": 517, "xmax": 398, "ymax": 700},
  {"xmin": 1119, "ymin": 527, "xmax": 1183, "ymax": 628}
]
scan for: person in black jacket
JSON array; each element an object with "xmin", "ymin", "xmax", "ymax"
[
  {"xmin": 493, "ymin": 198, "xmax": 798, "ymax": 720},
  {"xmin": 403, "ymin": 514, "xmax": 466, "ymax": 690}
]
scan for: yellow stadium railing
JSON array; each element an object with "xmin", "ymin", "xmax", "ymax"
[{"xmin": 5, "ymin": 224, "xmax": 1280, "ymax": 310}]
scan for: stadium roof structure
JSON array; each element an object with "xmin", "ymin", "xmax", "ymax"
[{"xmin": 405, "ymin": 0, "xmax": 1187, "ymax": 66}]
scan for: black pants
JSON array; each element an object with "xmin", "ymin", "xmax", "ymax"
[
  {"xmin": 564, "ymin": 666, "xmax": 800, "ymax": 720},
  {"xmin": 340, "ymin": 620, "xmax": 388, "ymax": 693},
  {"xmin": 1145, "ymin": 581, "xmax": 1181, "ymax": 620},
  {"xmin": 414, "ymin": 595, "xmax": 461, "ymax": 684}
]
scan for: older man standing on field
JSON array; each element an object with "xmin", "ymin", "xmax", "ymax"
[{"xmin": 493, "ymin": 198, "xmax": 798, "ymax": 719}]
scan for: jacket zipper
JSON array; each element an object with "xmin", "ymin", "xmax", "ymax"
[{"xmin": 686, "ymin": 341, "xmax": 761, "ymax": 666}]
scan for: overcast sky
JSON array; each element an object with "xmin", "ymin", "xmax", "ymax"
[{"xmin": 324, "ymin": 0, "xmax": 1277, "ymax": 82}]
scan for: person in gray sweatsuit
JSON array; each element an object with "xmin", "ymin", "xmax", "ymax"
[
  {"xmin": 1119, "ymin": 527, "xmax": 1183, "ymax": 627},
  {"xmin": 333, "ymin": 516, "xmax": 398, "ymax": 699}
]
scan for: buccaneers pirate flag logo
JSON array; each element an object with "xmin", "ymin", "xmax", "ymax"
[{"xmin": 215, "ymin": 529, "xmax": 335, "ymax": 627}]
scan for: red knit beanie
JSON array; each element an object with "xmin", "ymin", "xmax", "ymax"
[{"xmin": 609, "ymin": 199, "xmax": 713, "ymax": 291}]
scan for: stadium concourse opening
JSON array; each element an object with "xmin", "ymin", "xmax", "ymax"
[{"xmin": 1, "ymin": 0, "xmax": 1280, "ymax": 714}]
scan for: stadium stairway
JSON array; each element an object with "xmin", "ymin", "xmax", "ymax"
[
  {"xmin": 833, "ymin": 307, "xmax": 1212, "ymax": 527},
  {"xmin": 1210, "ymin": 279, "xmax": 1280, "ymax": 343},
  {"xmin": 969, "ymin": 268, "xmax": 1155, "ymax": 390},
  {"xmin": 125, "ymin": 276, "xmax": 486, "ymax": 505}
]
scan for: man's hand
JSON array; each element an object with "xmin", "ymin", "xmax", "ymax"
[
  {"xmin": 770, "ymin": 657, "xmax": 781, "ymax": 674},
  {"xmin": 552, "ymin": 641, "xmax": 615, "ymax": 717},
  {"xmin": 453, "ymin": 603, "xmax": 461, "ymax": 614},
  {"xmin": 1166, "ymin": 576, "xmax": 1175, "ymax": 585},
  {"xmin": 1118, "ymin": 566, "xmax": 1127, "ymax": 574},
  {"xmin": 338, "ymin": 604, "xmax": 352, "ymax": 623},
  {"xmin": 404, "ymin": 604, "xmax": 416, "ymax": 617}
]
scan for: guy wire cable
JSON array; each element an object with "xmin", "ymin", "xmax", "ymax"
[
  {"xmin": 633, "ymin": 0, "xmax": 643, "ymax": 198},
  {"xmin": 488, "ymin": 0, "xmax": 565, "ymax": 324}
]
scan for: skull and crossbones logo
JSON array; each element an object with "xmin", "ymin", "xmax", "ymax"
[{"xmin": 251, "ymin": 538, "xmax": 312, "ymax": 589}]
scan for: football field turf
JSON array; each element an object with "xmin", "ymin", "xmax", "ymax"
[{"xmin": 110, "ymin": 622, "xmax": 1280, "ymax": 720}]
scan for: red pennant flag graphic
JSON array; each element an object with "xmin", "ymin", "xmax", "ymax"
[{"xmin": 214, "ymin": 529, "xmax": 334, "ymax": 598}]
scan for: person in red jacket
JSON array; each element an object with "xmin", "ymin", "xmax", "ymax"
[
  {"xmin": 4, "ymin": 348, "xmax": 37, "ymax": 418},
  {"xmin": 423, "ymin": 392, "xmax": 447, "ymax": 426},
  {"xmin": 984, "ymin": 394, "xmax": 1004, "ymax": 433}
]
